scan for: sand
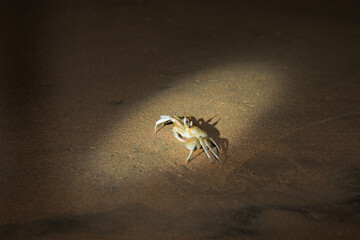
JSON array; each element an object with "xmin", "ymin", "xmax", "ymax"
[{"xmin": 1, "ymin": 0, "xmax": 360, "ymax": 239}]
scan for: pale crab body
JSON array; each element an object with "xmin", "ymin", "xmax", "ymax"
[
  {"xmin": 155, "ymin": 115, "xmax": 221, "ymax": 163},
  {"xmin": 174, "ymin": 125, "xmax": 208, "ymax": 139}
]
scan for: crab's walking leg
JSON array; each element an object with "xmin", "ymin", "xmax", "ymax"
[
  {"xmin": 172, "ymin": 127, "xmax": 185, "ymax": 142},
  {"xmin": 199, "ymin": 136, "xmax": 213, "ymax": 162},
  {"xmin": 185, "ymin": 139, "xmax": 196, "ymax": 163},
  {"xmin": 210, "ymin": 137, "xmax": 221, "ymax": 153},
  {"xmin": 154, "ymin": 117, "xmax": 171, "ymax": 133},
  {"xmin": 204, "ymin": 138, "xmax": 221, "ymax": 163}
]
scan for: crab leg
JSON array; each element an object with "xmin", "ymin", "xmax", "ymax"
[
  {"xmin": 170, "ymin": 116, "xmax": 185, "ymax": 129},
  {"xmin": 172, "ymin": 127, "xmax": 185, "ymax": 142},
  {"xmin": 154, "ymin": 117, "xmax": 171, "ymax": 133},
  {"xmin": 204, "ymin": 138, "xmax": 221, "ymax": 163},
  {"xmin": 199, "ymin": 136, "xmax": 213, "ymax": 162},
  {"xmin": 210, "ymin": 137, "xmax": 221, "ymax": 153},
  {"xmin": 185, "ymin": 140, "xmax": 196, "ymax": 162}
]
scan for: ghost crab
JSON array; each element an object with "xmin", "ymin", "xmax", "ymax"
[{"xmin": 155, "ymin": 115, "xmax": 221, "ymax": 163}]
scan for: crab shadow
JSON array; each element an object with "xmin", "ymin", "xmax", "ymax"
[{"xmin": 189, "ymin": 116, "xmax": 229, "ymax": 163}]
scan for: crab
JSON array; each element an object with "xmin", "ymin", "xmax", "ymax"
[{"xmin": 154, "ymin": 115, "xmax": 221, "ymax": 163}]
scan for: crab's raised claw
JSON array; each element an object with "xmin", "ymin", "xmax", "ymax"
[
  {"xmin": 170, "ymin": 116, "xmax": 185, "ymax": 128},
  {"xmin": 155, "ymin": 116, "xmax": 171, "ymax": 133}
]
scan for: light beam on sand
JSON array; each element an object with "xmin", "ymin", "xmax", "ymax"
[{"xmin": 92, "ymin": 62, "xmax": 285, "ymax": 186}]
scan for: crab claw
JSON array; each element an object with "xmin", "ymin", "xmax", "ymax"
[{"xmin": 155, "ymin": 116, "xmax": 171, "ymax": 133}]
